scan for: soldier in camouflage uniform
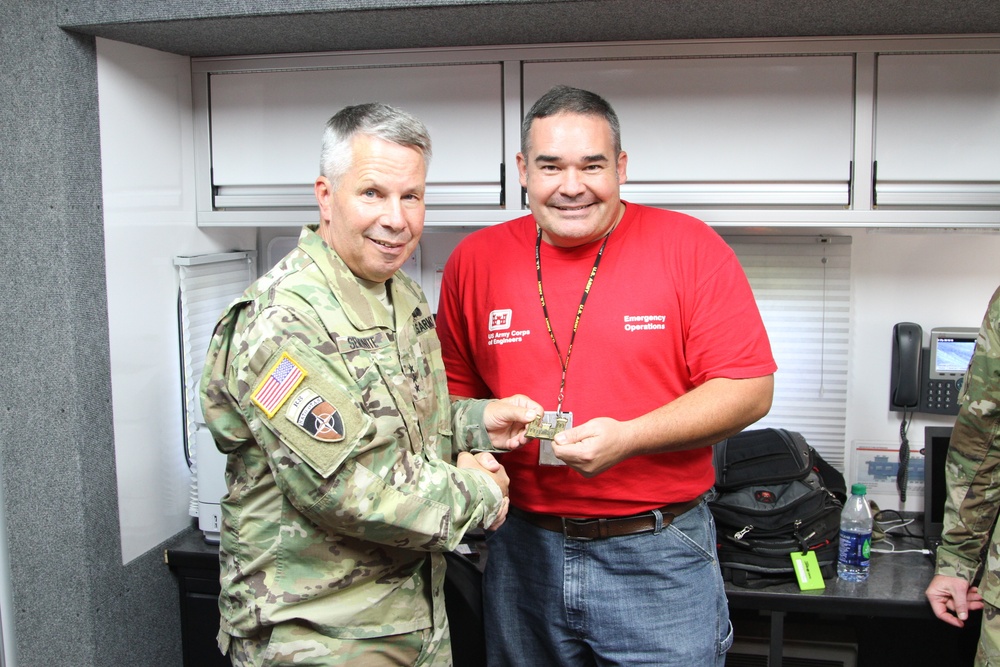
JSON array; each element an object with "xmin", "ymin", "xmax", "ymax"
[
  {"xmin": 200, "ymin": 102, "xmax": 541, "ymax": 666},
  {"xmin": 926, "ymin": 284, "xmax": 1000, "ymax": 665}
]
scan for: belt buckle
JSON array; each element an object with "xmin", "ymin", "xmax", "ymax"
[
  {"xmin": 561, "ymin": 517, "xmax": 594, "ymax": 541},
  {"xmin": 560, "ymin": 517, "xmax": 578, "ymax": 539}
]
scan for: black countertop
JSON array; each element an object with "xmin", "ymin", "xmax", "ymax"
[
  {"xmin": 164, "ymin": 529, "xmax": 220, "ymax": 570},
  {"xmin": 725, "ymin": 542, "xmax": 937, "ymax": 619},
  {"xmin": 167, "ymin": 527, "xmax": 937, "ymax": 620}
]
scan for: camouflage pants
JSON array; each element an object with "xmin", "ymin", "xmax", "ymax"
[
  {"xmin": 979, "ymin": 602, "xmax": 1000, "ymax": 667},
  {"xmin": 223, "ymin": 621, "xmax": 452, "ymax": 667}
]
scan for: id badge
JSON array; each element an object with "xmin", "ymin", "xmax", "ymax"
[{"xmin": 525, "ymin": 411, "xmax": 572, "ymax": 466}]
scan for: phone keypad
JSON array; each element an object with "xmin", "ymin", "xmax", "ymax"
[{"xmin": 922, "ymin": 380, "xmax": 960, "ymax": 415}]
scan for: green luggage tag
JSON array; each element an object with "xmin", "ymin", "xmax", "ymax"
[{"xmin": 791, "ymin": 551, "xmax": 826, "ymax": 590}]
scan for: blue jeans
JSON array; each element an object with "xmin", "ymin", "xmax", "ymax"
[{"xmin": 482, "ymin": 501, "xmax": 733, "ymax": 667}]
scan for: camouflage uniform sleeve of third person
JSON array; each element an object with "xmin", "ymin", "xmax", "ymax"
[{"xmin": 937, "ymin": 285, "xmax": 1000, "ymax": 582}]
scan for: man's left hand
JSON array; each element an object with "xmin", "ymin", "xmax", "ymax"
[{"xmin": 551, "ymin": 417, "xmax": 632, "ymax": 477}]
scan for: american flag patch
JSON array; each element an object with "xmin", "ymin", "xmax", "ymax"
[{"xmin": 251, "ymin": 352, "xmax": 307, "ymax": 418}]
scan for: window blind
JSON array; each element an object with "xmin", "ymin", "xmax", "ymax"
[
  {"xmin": 175, "ymin": 251, "xmax": 256, "ymax": 515},
  {"xmin": 724, "ymin": 235, "xmax": 852, "ymax": 470}
]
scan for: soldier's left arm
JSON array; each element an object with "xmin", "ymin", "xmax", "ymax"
[{"xmin": 450, "ymin": 395, "xmax": 541, "ymax": 454}]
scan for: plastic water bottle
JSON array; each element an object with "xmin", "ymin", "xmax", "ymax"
[{"xmin": 837, "ymin": 483, "xmax": 873, "ymax": 582}]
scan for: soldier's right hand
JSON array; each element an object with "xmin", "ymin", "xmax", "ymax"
[
  {"xmin": 457, "ymin": 451, "xmax": 511, "ymax": 529},
  {"xmin": 487, "ymin": 497, "xmax": 510, "ymax": 530},
  {"xmin": 457, "ymin": 451, "xmax": 510, "ymax": 498}
]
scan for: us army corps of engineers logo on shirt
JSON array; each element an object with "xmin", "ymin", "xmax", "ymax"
[
  {"xmin": 286, "ymin": 388, "xmax": 345, "ymax": 442},
  {"xmin": 487, "ymin": 308, "xmax": 531, "ymax": 346}
]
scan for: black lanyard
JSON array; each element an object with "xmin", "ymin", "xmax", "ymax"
[{"xmin": 534, "ymin": 227, "xmax": 612, "ymax": 414}]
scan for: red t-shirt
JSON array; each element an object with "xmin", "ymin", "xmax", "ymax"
[{"xmin": 436, "ymin": 203, "xmax": 776, "ymax": 516}]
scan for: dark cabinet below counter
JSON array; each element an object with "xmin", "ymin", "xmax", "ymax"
[
  {"xmin": 165, "ymin": 530, "xmax": 229, "ymax": 667},
  {"xmin": 164, "ymin": 529, "xmax": 489, "ymax": 667}
]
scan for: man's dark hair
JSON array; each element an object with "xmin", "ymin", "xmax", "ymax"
[{"xmin": 520, "ymin": 85, "xmax": 621, "ymax": 155}]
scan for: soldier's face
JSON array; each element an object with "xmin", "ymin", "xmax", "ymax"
[
  {"xmin": 315, "ymin": 134, "xmax": 426, "ymax": 283},
  {"xmin": 517, "ymin": 112, "xmax": 627, "ymax": 248}
]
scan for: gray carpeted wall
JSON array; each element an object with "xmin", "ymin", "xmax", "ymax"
[
  {"xmin": 0, "ymin": 3, "xmax": 183, "ymax": 665},
  {"xmin": 2, "ymin": 1, "xmax": 1000, "ymax": 665}
]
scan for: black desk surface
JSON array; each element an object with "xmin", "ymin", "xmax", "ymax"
[
  {"xmin": 164, "ymin": 529, "xmax": 220, "ymax": 570},
  {"xmin": 725, "ymin": 545, "xmax": 936, "ymax": 619},
  {"xmin": 167, "ymin": 529, "xmax": 937, "ymax": 620}
]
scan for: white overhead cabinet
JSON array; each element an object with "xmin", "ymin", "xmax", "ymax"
[
  {"xmin": 522, "ymin": 55, "xmax": 856, "ymax": 208},
  {"xmin": 193, "ymin": 37, "xmax": 1000, "ymax": 227},
  {"xmin": 207, "ymin": 63, "xmax": 504, "ymax": 213},
  {"xmin": 873, "ymin": 53, "xmax": 1000, "ymax": 207}
]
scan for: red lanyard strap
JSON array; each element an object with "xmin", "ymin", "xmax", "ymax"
[{"xmin": 534, "ymin": 227, "xmax": 612, "ymax": 413}]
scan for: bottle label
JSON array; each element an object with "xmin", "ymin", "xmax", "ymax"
[{"xmin": 838, "ymin": 530, "xmax": 871, "ymax": 568}]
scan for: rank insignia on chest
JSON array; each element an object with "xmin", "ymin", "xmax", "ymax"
[{"xmin": 251, "ymin": 352, "xmax": 307, "ymax": 418}]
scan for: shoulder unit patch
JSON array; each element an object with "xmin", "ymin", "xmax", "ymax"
[{"xmin": 286, "ymin": 388, "xmax": 346, "ymax": 442}]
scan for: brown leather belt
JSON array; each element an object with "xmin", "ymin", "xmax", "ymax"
[{"xmin": 510, "ymin": 497, "xmax": 703, "ymax": 540}]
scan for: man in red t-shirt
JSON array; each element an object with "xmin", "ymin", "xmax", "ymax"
[{"xmin": 436, "ymin": 85, "xmax": 776, "ymax": 666}]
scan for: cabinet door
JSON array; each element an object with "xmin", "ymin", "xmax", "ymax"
[
  {"xmin": 209, "ymin": 64, "xmax": 503, "ymax": 208},
  {"xmin": 523, "ymin": 56, "xmax": 855, "ymax": 207},
  {"xmin": 874, "ymin": 53, "xmax": 1000, "ymax": 207}
]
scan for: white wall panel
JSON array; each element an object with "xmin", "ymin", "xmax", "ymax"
[
  {"xmin": 97, "ymin": 38, "xmax": 254, "ymax": 563},
  {"xmin": 845, "ymin": 229, "xmax": 1000, "ymax": 512}
]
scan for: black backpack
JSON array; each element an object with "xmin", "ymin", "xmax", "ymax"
[{"xmin": 709, "ymin": 428, "xmax": 846, "ymax": 588}]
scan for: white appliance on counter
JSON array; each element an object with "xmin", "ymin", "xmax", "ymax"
[
  {"xmin": 175, "ymin": 251, "xmax": 257, "ymax": 544},
  {"xmin": 195, "ymin": 428, "xmax": 228, "ymax": 544}
]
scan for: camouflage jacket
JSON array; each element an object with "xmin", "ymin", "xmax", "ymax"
[
  {"xmin": 936, "ymin": 284, "xmax": 1000, "ymax": 606},
  {"xmin": 199, "ymin": 225, "xmax": 503, "ymax": 640}
]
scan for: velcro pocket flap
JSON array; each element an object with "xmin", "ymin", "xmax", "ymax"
[{"xmin": 256, "ymin": 345, "xmax": 372, "ymax": 479}]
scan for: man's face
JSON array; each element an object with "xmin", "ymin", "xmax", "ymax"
[
  {"xmin": 315, "ymin": 134, "xmax": 426, "ymax": 283},
  {"xmin": 517, "ymin": 112, "xmax": 627, "ymax": 248}
]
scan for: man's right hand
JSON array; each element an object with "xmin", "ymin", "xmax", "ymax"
[
  {"xmin": 458, "ymin": 451, "xmax": 510, "ymax": 496},
  {"xmin": 925, "ymin": 574, "xmax": 984, "ymax": 627}
]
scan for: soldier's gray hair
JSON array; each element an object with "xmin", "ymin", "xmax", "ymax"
[
  {"xmin": 320, "ymin": 102, "xmax": 433, "ymax": 187},
  {"xmin": 520, "ymin": 85, "xmax": 621, "ymax": 156}
]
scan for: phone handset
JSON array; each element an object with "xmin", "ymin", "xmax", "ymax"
[
  {"xmin": 890, "ymin": 322, "xmax": 922, "ymax": 504},
  {"xmin": 890, "ymin": 322, "xmax": 922, "ymax": 410}
]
